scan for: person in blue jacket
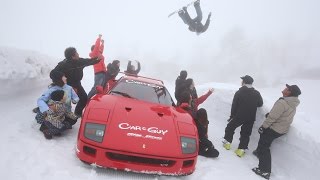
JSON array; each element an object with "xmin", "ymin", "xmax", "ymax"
[{"xmin": 35, "ymin": 69, "xmax": 79, "ymax": 130}]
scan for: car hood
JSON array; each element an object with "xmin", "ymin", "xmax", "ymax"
[{"xmin": 100, "ymin": 97, "xmax": 195, "ymax": 157}]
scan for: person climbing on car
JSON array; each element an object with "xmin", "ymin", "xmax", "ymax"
[
  {"xmin": 87, "ymin": 34, "xmax": 107, "ymax": 100},
  {"xmin": 124, "ymin": 60, "xmax": 141, "ymax": 75}
]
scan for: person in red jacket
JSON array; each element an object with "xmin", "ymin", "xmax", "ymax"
[{"xmin": 88, "ymin": 34, "xmax": 107, "ymax": 100}]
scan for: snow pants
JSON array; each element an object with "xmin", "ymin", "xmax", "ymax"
[
  {"xmin": 87, "ymin": 72, "xmax": 107, "ymax": 100},
  {"xmin": 224, "ymin": 119, "xmax": 255, "ymax": 149},
  {"xmin": 178, "ymin": 3, "xmax": 202, "ymax": 25},
  {"xmin": 256, "ymin": 128, "xmax": 283, "ymax": 173}
]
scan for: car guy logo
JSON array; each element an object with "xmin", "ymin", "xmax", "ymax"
[{"xmin": 119, "ymin": 123, "xmax": 168, "ymax": 135}]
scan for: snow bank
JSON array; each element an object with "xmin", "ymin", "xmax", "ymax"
[{"xmin": 0, "ymin": 46, "xmax": 58, "ymax": 96}]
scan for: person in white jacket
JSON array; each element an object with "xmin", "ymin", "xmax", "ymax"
[{"xmin": 252, "ymin": 84, "xmax": 301, "ymax": 179}]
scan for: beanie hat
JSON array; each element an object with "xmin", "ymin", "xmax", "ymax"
[
  {"xmin": 286, "ymin": 84, "xmax": 301, "ymax": 97},
  {"xmin": 180, "ymin": 70, "xmax": 188, "ymax": 80},
  {"xmin": 241, "ymin": 75, "xmax": 254, "ymax": 84},
  {"xmin": 50, "ymin": 69, "xmax": 64, "ymax": 82},
  {"xmin": 50, "ymin": 90, "xmax": 65, "ymax": 101}
]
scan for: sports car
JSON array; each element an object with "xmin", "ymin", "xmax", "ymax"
[{"xmin": 76, "ymin": 74, "xmax": 199, "ymax": 175}]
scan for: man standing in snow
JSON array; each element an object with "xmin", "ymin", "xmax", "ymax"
[
  {"xmin": 222, "ymin": 75, "xmax": 263, "ymax": 157},
  {"xmin": 252, "ymin": 84, "xmax": 301, "ymax": 179},
  {"xmin": 54, "ymin": 47, "xmax": 100, "ymax": 117},
  {"xmin": 178, "ymin": 0, "xmax": 212, "ymax": 35}
]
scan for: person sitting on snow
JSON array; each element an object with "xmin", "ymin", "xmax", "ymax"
[
  {"xmin": 178, "ymin": 0, "xmax": 212, "ymax": 35},
  {"xmin": 41, "ymin": 90, "xmax": 79, "ymax": 139},
  {"xmin": 179, "ymin": 90, "xmax": 219, "ymax": 158},
  {"xmin": 124, "ymin": 60, "xmax": 141, "ymax": 75},
  {"xmin": 35, "ymin": 69, "xmax": 79, "ymax": 127}
]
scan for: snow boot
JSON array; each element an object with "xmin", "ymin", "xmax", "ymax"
[
  {"xmin": 32, "ymin": 107, "xmax": 40, "ymax": 113},
  {"xmin": 252, "ymin": 167, "xmax": 270, "ymax": 179},
  {"xmin": 222, "ymin": 139, "xmax": 231, "ymax": 150},
  {"xmin": 235, "ymin": 149, "xmax": 245, "ymax": 157},
  {"xmin": 43, "ymin": 130, "xmax": 53, "ymax": 140}
]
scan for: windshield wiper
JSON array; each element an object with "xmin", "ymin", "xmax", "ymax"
[{"xmin": 110, "ymin": 91, "xmax": 135, "ymax": 99}]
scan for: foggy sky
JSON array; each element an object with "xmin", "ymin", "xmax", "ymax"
[{"xmin": 1, "ymin": 0, "xmax": 319, "ymax": 84}]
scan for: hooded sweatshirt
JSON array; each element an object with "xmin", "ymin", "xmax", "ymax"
[{"xmin": 262, "ymin": 96, "xmax": 300, "ymax": 134}]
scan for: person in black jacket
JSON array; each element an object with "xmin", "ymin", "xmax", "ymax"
[
  {"xmin": 54, "ymin": 47, "xmax": 100, "ymax": 117},
  {"xmin": 175, "ymin": 70, "xmax": 187, "ymax": 103},
  {"xmin": 105, "ymin": 60, "xmax": 120, "ymax": 89},
  {"xmin": 178, "ymin": 0, "xmax": 212, "ymax": 35},
  {"xmin": 124, "ymin": 60, "xmax": 140, "ymax": 75},
  {"xmin": 179, "ymin": 90, "xmax": 219, "ymax": 158},
  {"xmin": 222, "ymin": 75, "xmax": 263, "ymax": 157}
]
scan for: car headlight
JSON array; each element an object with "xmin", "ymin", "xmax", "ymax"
[
  {"xmin": 181, "ymin": 136, "xmax": 197, "ymax": 154},
  {"xmin": 84, "ymin": 123, "xmax": 106, "ymax": 143}
]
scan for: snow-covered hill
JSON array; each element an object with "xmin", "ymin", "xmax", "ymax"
[{"xmin": 0, "ymin": 48, "xmax": 319, "ymax": 180}]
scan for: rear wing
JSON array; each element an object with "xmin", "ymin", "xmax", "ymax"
[{"xmin": 118, "ymin": 72, "xmax": 164, "ymax": 85}]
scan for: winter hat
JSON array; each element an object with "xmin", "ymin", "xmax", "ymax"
[
  {"xmin": 50, "ymin": 90, "xmax": 65, "ymax": 101},
  {"xmin": 64, "ymin": 47, "xmax": 77, "ymax": 60},
  {"xmin": 241, "ymin": 75, "xmax": 254, "ymax": 84},
  {"xmin": 286, "ymin": 84, "xmax": 301, "ymax": 97},
  {"xmin": 180, "ymin": 70, "xmax": 188, "ymax": 80},
  {"xmin": 50, "ymin": 69, "xmax": 64, "ymax": 82}
]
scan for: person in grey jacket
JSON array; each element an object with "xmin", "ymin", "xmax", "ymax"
[{"xmin": 252, "ymin": 84, "xmax": 301, "ymax": 179}]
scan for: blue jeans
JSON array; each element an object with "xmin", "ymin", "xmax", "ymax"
[{"xmin": 87, "ymin": 72, "xmax": 107, "ymax": 100}]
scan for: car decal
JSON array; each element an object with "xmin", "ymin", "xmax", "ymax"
[
  {"xmin": 125, "ymin": 79, "xmax": 162, "ymax": 89},
  {"xmin": 119, "ymin": 122, "xmax": 168, "ymax": 135},
  {"xmin": 127, "ymin": 132, "xmax": 163, "ymax": 141}
]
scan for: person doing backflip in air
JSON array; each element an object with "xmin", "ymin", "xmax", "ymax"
[{"xmin": 178, "ymin": 0, "xmax": 212, "ymax": 35}]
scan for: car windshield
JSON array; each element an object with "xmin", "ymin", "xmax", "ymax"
[{"xmin": 110, "ymin": 79, "xmax": 174, "ymax": 106}]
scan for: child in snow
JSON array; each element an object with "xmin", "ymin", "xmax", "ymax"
[{"xmin": 41, "ymin": 90, "xmax": 79, "ymax": 139}]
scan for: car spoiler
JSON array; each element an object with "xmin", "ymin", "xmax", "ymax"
[{"xmin": 118, "ymin": 72, "xmax": 164, "ymax": 85}]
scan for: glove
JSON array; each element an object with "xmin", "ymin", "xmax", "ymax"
[
  {"xmin": 227, "ymin": 117, "xmax": 233, "ymax": 122},
  {"xmin": 265, "ymin": 113, "xmax": 269, "ymax": 118},
  {"xmin": 258, "ymin": 127, "xmax": 265, "ymax": 134}
]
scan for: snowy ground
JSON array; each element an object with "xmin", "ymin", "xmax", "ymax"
[{"xmin": 0, "ymin": 49, "xmax": 319, "ymax": 180}]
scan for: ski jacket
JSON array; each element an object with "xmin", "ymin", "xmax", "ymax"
[
  {"xmin": 37, "ymin": 84, "xmax": 79, "ymax": 113},
  {"xmin": 45, "ymin": 100, "xmax": 78, "ymax": 129},
  {"xmin": 191, "ymin": 90, "xmax": 213, "ymax": 111},
  {"xmin": 180, "ymin": 103, "xmax": 214, "ymax": 150},
  {"xmin": 174, "ymin": 76, "xmax": 186, "ymax": 101},
  {"xmin": 262, "ymin": 97, "xmax": 300, "ymax": 134},
  {"xmin": 89, "ymin": 37, "xmax": 106, "ymax": 74},
  {"xmin": 189, "ymin": 18, "xmax": 210, "ymax": 34},
  {"xmin": 54, "ymin": 57, "xmax": 100, "ymax": 88},
  {"xmin": 230, "ymin": 86, "xmax": 263, "ymax": 122}
]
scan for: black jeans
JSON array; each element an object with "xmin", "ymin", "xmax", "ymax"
[
  {"xmin": 224, "ymin": 119, "xmax": 254, "ymax": 149},
  {"xmin": 256, "ymin": 128, "xmax": 283, "ymax": 173},
  {"xmin": 74, "ymin": 84, "xmax": 87, "ymax": 116}
]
